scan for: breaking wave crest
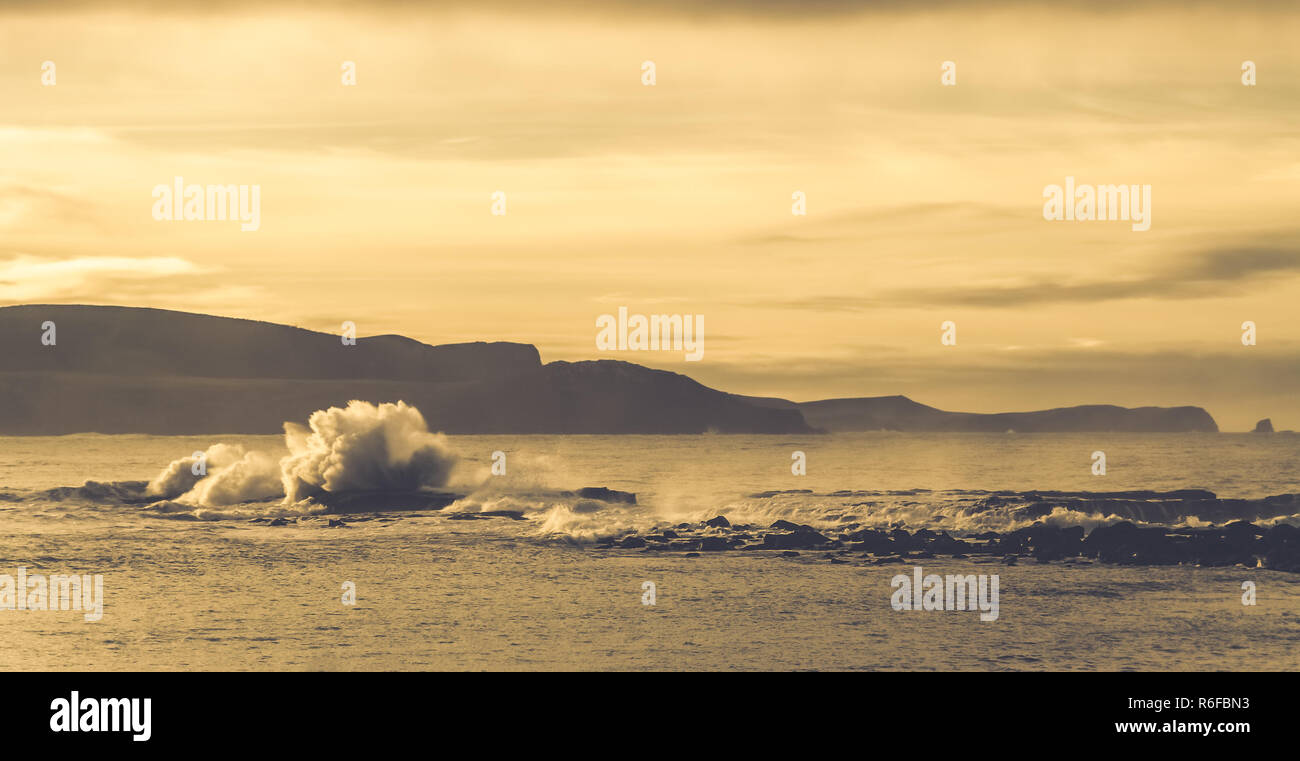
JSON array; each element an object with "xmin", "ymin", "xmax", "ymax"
[
  {"xmin": 280, "ymin": 401, "xmax": 458, "ymax": 502},
  {"xmin": 144, "ymin": 400, "xmax": 460, "ymax": 510},
  {"xmin": 147, "ymin": 443, "xmax": 282, "ymax": 504}
]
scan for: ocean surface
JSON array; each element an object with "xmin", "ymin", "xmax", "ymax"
[{"xmin": 2, "ymin": 431, "xmax": 1298, "ymax": 671}]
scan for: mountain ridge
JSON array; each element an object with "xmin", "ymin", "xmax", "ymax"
[{"xmin": 0, "ymin": 305, "xmax": 1220, "ymax": 435}]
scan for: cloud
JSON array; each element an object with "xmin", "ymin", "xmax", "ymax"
[
  {"xmin": 0, "ymin": 255, "xmax": 212, "ymax": 303},
  {"xmin": 0, "ymin": 181, "xmax": 112, "ymax": 231},
  {"xmin": 6, "ymin": 0, "xmax": 1298, "ymax": 17},
  {"xmin": 752, "ymin": 241, "xmax": 1300, "ymax": 312},
  {"xmin": 739, "ymin": 202, "xmax": 1024, "ymax": 246}
]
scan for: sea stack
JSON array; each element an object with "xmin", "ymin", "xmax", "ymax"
[{"xmin": 1253, "ymin": 418, "xmax": 1275, "ymax": 433}]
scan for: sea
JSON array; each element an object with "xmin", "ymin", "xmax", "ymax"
[{"xmin": 1, "ymin": 430, "xmax": 1297, "ymax": 671}]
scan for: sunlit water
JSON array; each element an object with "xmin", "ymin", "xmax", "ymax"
[{"xmin": 1, "ymin": 433, "xmax": 1297, "ymax": 670}]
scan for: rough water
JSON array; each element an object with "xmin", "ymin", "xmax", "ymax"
[{"xmin": 2, "ymin": 424, "xmax": 1298, "ymax": 670}]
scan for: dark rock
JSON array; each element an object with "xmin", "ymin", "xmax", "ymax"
[
  {"xmin": 1211, "ymin": 521, "xmax": 1266, "ymax": 551},
  {"xmin": 704, "ymin": 515, "xmax": 731, "ymax": 528},
  {"xmin": 929, "ymin": 532, "xmax": 972, "ymax": 554},
  {"xmin": 1252, "ymin": 418, "xmax": 1274, "ymax": 433},
  {"xmin": 1262, "ymin": 522, "xmax": 1299, "ymax": 550},
  {"xmin": 268, "ymin": 517, "xmax": 288, "ymax": 526},
  {"xmin": 1010, "ymin": 522, "xmax": 1085, "ymax": 561},
  {"xmin": 326, "ymin": 518, "xmax": 348, "ymax": 528},
  {"xmin": 762, "ymin": 528, "xmax": 831, "ymax": 550},
  {"xmin": 311, "ymin": 490, "xmax": 463, "ymax": 513},
  {"xmin": 888, "ymin": 528, "xmax": 918, "ymax": 552},
  {"xmin": 699, "ymin": 536, "xmax": 729, "ymax": 552},
  {"xmin": 618, "ymin": 536, "xmax": 647, "ymax": 549},
  {"xmin": 577, "ymin": 486, "xmax": 637, "ymax": 504},
  {"xmin": 1261, "ymin": 524, "xmax": 1300, "ymax": 572},
  {"xmin": 449, "ymin": 509, "xmax": 527, "ymax": 521},
  {"xmin": 847, "ymin": 533, "xmax": 895, "ymax": 554},
  {"xmin": 779, "ymin": 551, "xmax": 801, "ymax": 558},
  {"xmin": 684, "ymin": 552, "xmax": 701, "ymax": 558},
  {"xmin": 1209, "ymin": 521, "xmax": 1263, "ymax": 563},
  {"xmin": 662, "ymin": 529, "xmax": 679, "ymax": 539},
  {"xmin": 1083, "ymin": 521, "xmax": 1183, "ymax": 565},
  {"xmin": 478, "ymin": 510, "xmax": 526, "ymax": 520}
]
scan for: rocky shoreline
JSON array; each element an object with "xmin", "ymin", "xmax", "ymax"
[
  {"xmin": 245, "ymin": 485, "xmax": 1300, "ymax": 573},
  {"xmin": 597, "ymin": 516, "xmax": 1300, "ymax": 572}
]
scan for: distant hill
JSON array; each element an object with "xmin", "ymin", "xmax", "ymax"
[
  {"xmin": 0, "ymin": 305, "xmax": 808, "ymax": 435},
  {"xmin": 742, "ymin": 394, "xmax": 1218, "ymax": 433},
  {"xmin": 0, "ymin": 304, "xmax": 539, "ymax": 381},
  {"xmin": 0, "ymin": 305, "xmax": 1218, "ymax": 435}
]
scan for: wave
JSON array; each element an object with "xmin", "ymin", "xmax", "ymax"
[
  {"xmin": 142, "ymin": 400, "xmax": 462, "ymax": 512},
  {"xmin": 13, "ymin": 480, "xmax": 1300, "ymax": 538},
  {"xmin": 37, "ymin": 480, "xmax": 153, "ymax": 505},
  {"xmin": 710, "ymin": 489, "xmax": 1300, "ymax": 536},
  {"xmin": 6, "ymin": 398, "xmax": 1298, "ymax": 540}
]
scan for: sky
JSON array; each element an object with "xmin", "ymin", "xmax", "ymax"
[{"xmin": 2, "ymin": 0, "xmax": 1298, "ymax": 430}]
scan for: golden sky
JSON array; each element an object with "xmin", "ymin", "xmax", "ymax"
[{"xmin": 2, "ymin": 1, "xmax": 1298, "ymax": 430}]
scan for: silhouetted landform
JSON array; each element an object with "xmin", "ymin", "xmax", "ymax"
[
  {"xmin": 0, "ymin": 305, "xmax": 807, "ymax": 435},
  {"xmin": 0, "ymin": 304, "xmax": 1216, "ymax": 434},
  {"xmin": 0, "ymin": 304, "xmax": 539, "ymax": 381},
  {"xmin": 597, "ymin": 491, "xmax": 1300, "ymax": 572},
  {"xmin": 1253, "ymin": 418, "xmax": 1275, "ymax": 433},
  {"xmin": 745, "ymin": 394, "xmax": 1218, "ymax": 433}
]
